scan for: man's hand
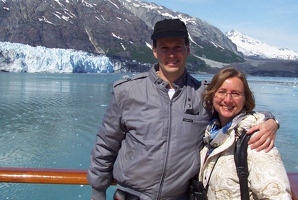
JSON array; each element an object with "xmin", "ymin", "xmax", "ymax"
[{"xmin": 247, "ymin": 119, "xmax": 278, "ymax": 153}]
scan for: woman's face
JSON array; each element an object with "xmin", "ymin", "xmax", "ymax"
[{"xmin": 212, "ymin": 77, "xmax": 245, "ymax": 126}]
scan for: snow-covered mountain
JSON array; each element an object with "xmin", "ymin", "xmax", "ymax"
[
  {"xmin": 226, "ymin": 29, "xmax": 298, "ymax": 60},
  {"xmin": 1, "ymin": 0, "xmax": 297, "ymax": 75},
  {"xmin": 0, "ymin": 0, "xmax": 244, "ymax": 72}
]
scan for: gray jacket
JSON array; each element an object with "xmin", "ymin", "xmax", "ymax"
[{"xmin": 88, "ymin": 65, "xmax": 212, "ymax": 200}]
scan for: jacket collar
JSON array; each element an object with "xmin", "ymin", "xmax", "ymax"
[{"xmin": 149, "ymin": 64, "xmax": 188, "ymax": 90}]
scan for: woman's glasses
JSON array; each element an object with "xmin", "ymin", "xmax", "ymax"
[{"xmin": 215, "ymin": 91, "xmax": 244, "ymax": 100}]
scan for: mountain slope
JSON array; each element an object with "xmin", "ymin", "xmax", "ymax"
[
  {"xmin": 0, "ymin": 0, "xmax": 244, "ymax": 70},
  {"xmin": 226, "ymin": 29, "xmax": 298, "ymax": 60},
  {"xmin": 1, "ymin": 0, "xmax": 297, "ymax": 76},
  {"xmin": 120, "ymin": 0, "xmax": 243, "ymax": 62}
]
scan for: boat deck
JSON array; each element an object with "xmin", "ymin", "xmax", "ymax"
[
  {"xmin": 289, "ymin": 172, "xmax": 298, "ymax": 200},
  {"xmin": 0, "ymin": 168, "xmax": 297, "ymax": 199}
]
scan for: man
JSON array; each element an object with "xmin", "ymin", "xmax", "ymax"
[{"xmin": 88, "ymin": 19, "xmax": 278, "ymax": 200}]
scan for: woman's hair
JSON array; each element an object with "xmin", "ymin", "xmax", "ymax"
[{"xmin": 202, "ymin": 67, "xmax": 255, "ymax": 113}]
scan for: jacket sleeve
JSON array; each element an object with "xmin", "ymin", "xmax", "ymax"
[
  {"xmin": 247, "ymin": 146, "xmax": 292, "ymax": 199},
  {"xmin": 87, "ymin": 88, "xmax": 125, "ymax": 199},
  {"xmin": 238, "ymin": 113, "xmax": 291, "ymax": 199}
]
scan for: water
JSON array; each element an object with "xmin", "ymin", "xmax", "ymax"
[{"xmin": 0, "ymin": 72, "xmax": 297, "ymax": 199}]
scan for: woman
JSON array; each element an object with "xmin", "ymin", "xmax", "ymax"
[{"xmin": 199, "ymin": 67, "xmax": 291, "ymax": 199}]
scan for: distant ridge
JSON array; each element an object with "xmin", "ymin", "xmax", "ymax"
[
  {"xmin": 0, "ymin": 0, "xmax": 244, "ymax": 72},
  {"xmin": 226, "ymin": 29, "xmax": 298, "ymax": 60},
  {"xmin": 0, "ymin": 0, "xmax": 298, "ymax": 76}
]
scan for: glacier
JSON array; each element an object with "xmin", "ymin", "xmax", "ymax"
[{"xmin": 0, "ymin": 42, "xmax": 114, "ymax": 73}]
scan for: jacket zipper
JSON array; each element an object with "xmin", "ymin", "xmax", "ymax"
[{"xmin": 156, "ymin": 98, "xmax": 173, "ymax": 199}]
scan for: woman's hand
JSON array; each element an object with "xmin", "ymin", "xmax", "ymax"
[{"xmin": 247, "ymin": 119, "xmax": 278, "ymax": 153}]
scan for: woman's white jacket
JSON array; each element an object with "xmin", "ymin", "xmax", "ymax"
[{"xmin": 199, "ymin": 112, "xmax": 292, "ymax": 199}]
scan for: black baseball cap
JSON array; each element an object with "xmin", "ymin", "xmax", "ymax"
[{"xmin": 151, "ymin": 19, "xmax": 188, "ymax": 40}]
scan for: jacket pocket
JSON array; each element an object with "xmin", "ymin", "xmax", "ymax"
[{"xmin": 180, "ymin": 113, "xmax": 209, "ymax": 149}]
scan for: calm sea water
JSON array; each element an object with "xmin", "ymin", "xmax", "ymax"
[{"xmin": 0, "ymin": 72, "xmax": 297, "ymax": 200}]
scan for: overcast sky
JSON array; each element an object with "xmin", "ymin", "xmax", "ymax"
[{"xmin": 148, "ymin": 0, "xmax": 298, "ymax": 52}]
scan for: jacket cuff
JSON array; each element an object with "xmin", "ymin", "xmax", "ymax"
[
  {"xmin": 262, "ymin": 111, "xmax": 274, "ymax": 120},
  {"xmin": 262, "ymin": 112, "xmax": 280, "ymax": 129},
  {"xmin": 91, "ymin": 188, "xmax": 106, "ymax": 200}
]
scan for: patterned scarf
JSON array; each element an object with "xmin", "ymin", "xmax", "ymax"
[{"xmin": 203, "ymin": 112, "xmax": 246, "ymax": 154}]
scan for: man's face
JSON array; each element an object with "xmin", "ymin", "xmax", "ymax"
[{"xmin": 153, "ymin": 37, "xmax": 190, "ymax": 81}]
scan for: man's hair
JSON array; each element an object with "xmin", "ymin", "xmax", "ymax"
[{"xmin": 152, "ymin": 37, "xmax": 190, "ymax": 48}]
